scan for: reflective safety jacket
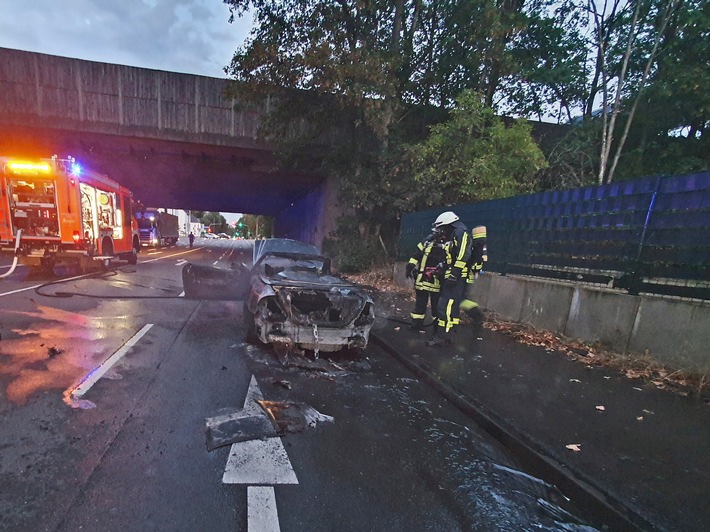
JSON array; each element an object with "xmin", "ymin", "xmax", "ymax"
[
  {"xmin": 467, "ymin": 225, "xmax": 488, "ymax": 283},
  {"xmin": 443, "ymin": 220, "xmax": 471, "ymax": 281},
  {"xmin": 408, "ymin": 237, "xmax": 447, "ymax": 292}
]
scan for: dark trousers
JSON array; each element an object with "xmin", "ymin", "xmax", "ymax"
[
  {"xmin": 435, "ymin": 277, "xmax": 466, "ymax": 337},
  {"xmin": 411, "ymin": 289, "xmax": 440, "ymax": 324}
]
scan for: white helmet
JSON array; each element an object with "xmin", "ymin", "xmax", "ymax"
[{"xmin": 434, "ymin": 211, "xmax": 459, "ymax": 228}]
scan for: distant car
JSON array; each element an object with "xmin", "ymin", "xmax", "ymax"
[
  {"xmin": 217, "ymin": 233, "xmax": 230, "ymax": 239},
  {"xmin": 203, "ymin": 233, "xmax": 218, "ymax": 239},
  {"xmin": 243, "ymin": 238, "xmax": 375, "ymax": 356}
]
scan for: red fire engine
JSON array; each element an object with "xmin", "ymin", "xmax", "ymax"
[{"xmin": 0, "ymin": 155, "xmax": 140, "ymax": 273}]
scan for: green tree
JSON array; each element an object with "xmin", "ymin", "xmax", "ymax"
[
  {"xmin": 223, "ymin": 2, "xmax": 558, "ymax": 244},
  {"xmin": 200, "ymin": 212, "xmax": 227, "ymax": 233},
  {"xmin": 239, "ymin": 214, "xmax": 273, "ymax": 239},
  {"xmin": 412, "ymin": 90, "xmax": 547, "ymax": 206}
]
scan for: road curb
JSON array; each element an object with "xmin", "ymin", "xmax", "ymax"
[{"xmin": 371, "ymin": 332, "xmax": 657, "ymax": 532}]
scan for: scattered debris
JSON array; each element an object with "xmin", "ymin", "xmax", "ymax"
[
  {"xmin": 204, "ymin": 395, "xmax": 334, "ymax": 451},
  {"xmin": 258, "ymin": 400, "xmax": 334, "ymax": 434},
  {"xmin": 569, "ymin": 379, "xmax": 581, "ymax": 383},
  {"xmin": 394, "ymin": 326, "xmax": 401, "ymax": 332},
  {"xmin": 205, "ymin": 410, "xmax": 278, "ymax": 451},
  {"xmin": 595, "ymin": 405, "xmax": 606, "ymax": 411},
  {"xmin": 273, "ymin": 379, "xmax": 292, "ymax": 390},
  {"xmin": 566, "ymin": 443, "xmax": 582, "ymax": 452},
  {"xmin": 47, "ymin": 346, "xmax": 63, "ymax": 358}
]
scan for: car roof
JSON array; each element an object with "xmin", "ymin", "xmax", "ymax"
[{"xmin": 253, "ymin": 238, "xmax": 322, "ymax": 262}]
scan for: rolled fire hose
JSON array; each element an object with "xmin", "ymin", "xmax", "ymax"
[{"xmin": 0, "ymin": 229, "xmax": 23, "ymax": 279}]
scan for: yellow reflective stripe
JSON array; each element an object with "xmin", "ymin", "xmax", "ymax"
[
  {"xmin": 416, "ymin": 281, "xmax": 439, "ymax": 291},
  {"xmin": 411, "ymin": 312, "xmax": 426, "ymax": 320},
  {"xmin": 455, "ymin": 232, "xmax": 469, "ymax": 262},
  {"xmin": 446, "ymin": 298, "xmax": 454, "ymax": 322}
]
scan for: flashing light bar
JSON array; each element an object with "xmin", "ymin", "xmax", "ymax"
[
  {"xmin": 6, "ymin": 161, "xmax": 52, "ymax": 174},
  {"xmin": 71, "ymin": 162, "xmax": 82, "ymax": 175}
]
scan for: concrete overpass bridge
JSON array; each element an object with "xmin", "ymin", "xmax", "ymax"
[{"xmin": 0, "ymin": 47, "xmax": 337, "ymax": 243}]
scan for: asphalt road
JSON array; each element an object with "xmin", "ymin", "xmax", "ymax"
[{"xmin": 0, "ymin": 237, "xmax": 597, "ymax": 531}]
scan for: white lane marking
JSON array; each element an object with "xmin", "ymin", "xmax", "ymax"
[
  {"xmin": 223, "ymin": 438, "xmax": 299, "ymax": 485},
  {"xmin": 213, "ymin": 261, "xmax": 219, "ymax": 266},
  {"xmin": 141, "ymin": 248, "xmax": 198, "ymax": 264},
  {"xmin": 225, "ymin": 376, "xmax": 296, "ymax": 532},
  {"xmin": 248, "ymin": 487, "xmax": 280, "ymax": 532},
  {"xmin": 179, "ymin": 291, "xmax": 185, "ymax": 297},
  {"xmin": 68, "ymin": 324, "xmax": 154, "ymax": 398},
  {"xmin": 223, "ymin": 375, "xmax": 298, "ymax": 485},
  {"xmin": 0, "ymin": 273, "xmax": 92, "ymax": 298},
  {"xmin": 176, "ymin": 259, "xmax": 187, "ymax": 266}
]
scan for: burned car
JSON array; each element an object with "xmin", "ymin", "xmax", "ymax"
[{"xmin": 243, "ymin": 239, "xmax": 375, "ymax": 355}]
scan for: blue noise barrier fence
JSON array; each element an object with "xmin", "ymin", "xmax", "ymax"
[{"xmin": 398, "ymin": 171, "xmax": 710, "ymax": 300}]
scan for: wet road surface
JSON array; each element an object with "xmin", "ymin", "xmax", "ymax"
[{"xmin": 0, "ymin": 237, "xmax": 597, "ymax": 531}]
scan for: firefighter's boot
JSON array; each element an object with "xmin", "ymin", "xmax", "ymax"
[
  {"xmin": 426, "ymin": 323, "xmax": 452, "ymax": 347},
  {"xmin": 409, "ymin": 318, "xmax": 425, "ymax": 331},
  {"xmin": 426, "ymin": 323, "xmax": 441, "ymax": 346}
]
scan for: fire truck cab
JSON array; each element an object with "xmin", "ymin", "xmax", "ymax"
[{"xmin": 0, "ymin": 156, "xmax": 140, "ymax": 272}]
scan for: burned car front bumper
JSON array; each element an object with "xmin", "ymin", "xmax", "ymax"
[{"xmin": 249, "ymin": 285, "xmax": 375, "ymax": 353}]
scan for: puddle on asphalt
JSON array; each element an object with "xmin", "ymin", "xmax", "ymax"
[{"xmin": 0, "ymin": 305, "xmax": 135, "ymax": 405}]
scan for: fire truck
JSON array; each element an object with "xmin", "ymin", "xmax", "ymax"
[{"xmin": 0, "ymin": 155, "xmax": 140, "ymax": 273}]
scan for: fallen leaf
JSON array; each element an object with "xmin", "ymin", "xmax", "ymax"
[
  {"xmin": 566, "ymin": 443, "xmax": 582, "ymax": 452},
  {"xmin": 569, "ymin": 379, "xmax": 581, "ymax": 383},
  {"xmin": 595, "ymin": 405, "xmax": 605, "ymax": 411},
  {"xmin": 633, "ymin": 387, "xmax": 643, "ymax": 392},
  {"xmin": 394, "ymin": 327, "xmax": 401, "ymax": 332},
  {"xmin": 642, "ymin": 409, "xmax": 654, "ymax": 415},
  {"xmin": 636, "ymin": 416, "xmax": 644, "ymax": 421}
]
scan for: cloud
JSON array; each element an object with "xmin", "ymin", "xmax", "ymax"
[{"xmin": 0, "ymin": 0, "xmax": 252, "ymax": 77}]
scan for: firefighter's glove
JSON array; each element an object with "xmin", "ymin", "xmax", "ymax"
[{"xmin": 405, "ymin": 263, "xmax": 415, "ymax": 279}]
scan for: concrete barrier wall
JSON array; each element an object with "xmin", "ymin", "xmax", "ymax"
[{"xmin": 394, "ymin": 263, "xmax": 710, "ymax": 371}]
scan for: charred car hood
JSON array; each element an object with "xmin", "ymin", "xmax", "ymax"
[{"xmin": 259, "ymin": 271, "xmax": 361, "ymax": 291}]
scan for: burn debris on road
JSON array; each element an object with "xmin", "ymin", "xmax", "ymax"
[
  {"xmin": 257, "ymin": 400, "xmax": 334, "ymax": 434},
  {"xmin": 204, "ymin": 400, "xmax": 334, "ymax": 450},
  {"xmin": 205, "ymin": 410, "xmax": 278, "ymax": 451}
]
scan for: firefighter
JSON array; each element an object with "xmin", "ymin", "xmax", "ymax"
[
  {"xmin": 405, "ymin": 229, "xmax": 447, "ymax": 330},
  {"xmin": 188, "ymin": 232, "xmax": 195, "ymax": 249},
  {"xmin": 461, "ymin": 225, "xmax": 488, "ymax": 329},
  {"xmin": 427, "ymin": 211, "xmax": 471, "ymax": 347}
]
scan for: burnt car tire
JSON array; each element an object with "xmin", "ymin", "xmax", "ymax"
[{"xmin": 243, "ymin": 305, "xmax": 259, "ymax": 344}]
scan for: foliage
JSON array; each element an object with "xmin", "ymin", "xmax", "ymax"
[
  {"xmin": 412, "ymin": 91, "xmax": 547, "ymax": 206},
  {"xmin": 200, "ymin": 211, "xmax": 228, "ymax": 233},
  {"xmin": 238, "ymin": 214, "xmax": 273, "ymax": 239},
  {"xmin": 322, "ymin": 217, "xmax": 384, "ymax": 273},
  {"xmin": 222, "ymin": 0, "xmax": 709, "ymax": 253}
]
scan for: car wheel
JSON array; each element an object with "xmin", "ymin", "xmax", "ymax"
[{"xmin": 243, "ymin": 304, "xmax": 258, "ymax": 344}]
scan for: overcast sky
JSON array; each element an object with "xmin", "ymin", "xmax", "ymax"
[
  {"xmin": 0, "ymin": 0, "xmax": 252, "ymax": 78},
  {"xmin": 0, "ymin": 1, "xmax": 252, "ymax": 219}
]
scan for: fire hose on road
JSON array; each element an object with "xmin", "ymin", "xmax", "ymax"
[{"xmin": 0, "ymin": 229, "xmax": 23, "ymax": 279}]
